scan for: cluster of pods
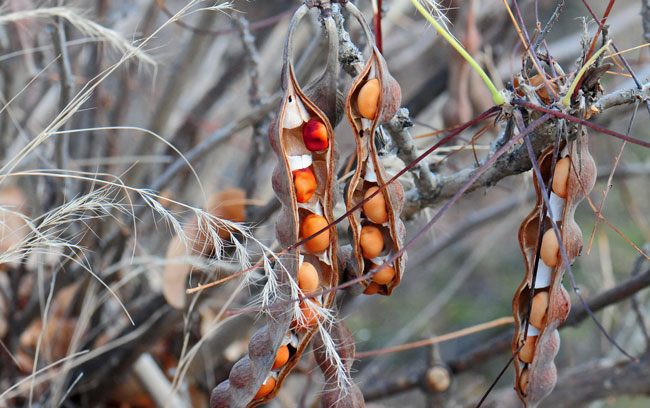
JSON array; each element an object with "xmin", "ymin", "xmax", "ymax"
[
  {"xmin": 512, "ymin": 133, "xmax": 596, "ymax": 406},
  {"xmin": 210, "ymin": 2, "xmax": 404, "ymax": 407}
]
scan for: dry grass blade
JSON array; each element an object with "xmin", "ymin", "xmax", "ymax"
[{"xmin": 0, "ymin": 7, "xmax": 155, "ymax": 67}]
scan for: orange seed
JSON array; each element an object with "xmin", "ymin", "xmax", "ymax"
[
  {"xmin": 254, "ymin": 375, "xmax": 276, "ymax": 399},
  {"xmin": 272, "ymin": 345, "xmax": 289, "ymax": 370},
  {"xmin": 293, "ymin": 168, "xmax": 316, "ymax": 203},
  {"xmin": 552, "ymin": 157, "xmax": 571, "ymax": 198},
  {"xmin": 371, "ymin": 263, "xmax": 395, "ymax": 285},
  {"xmin": 530, "ymin": 291, "xmax": 549, "ymax": 329},
  {"xmin": 360, "ymin": 225, "xmax": 384, "ymax": 259},
  {"xmin": 363, "ymin": 186, "xmax": 389, "ymax": 224},
  {"xmin": 518, "ymin": 336, "xmax": 537, "ymax": 363},
  {"xmin": 298, "ymin": 262, "xmax": 319, "ymax": 293},
  {"xmin": 358, "ymin": 78, "xmax": 380, "ymax": 119},
  {"xmin": 540, "ymin": 229, "xmax": 560, "ymax": 267},
  {"xmin": 300, "ymin": 214, "xmax": 330, "ymax": 253},
  {"xmin": 363, "ymin": 282, "xmax": 381, "ymax": 295},
  {"xmin": 294, "ymin": 299, "xmax": 321, "ymax": 330},
  {"xmin": 519, "ymin": 367, "xmax": 530, "ymax": 394}
]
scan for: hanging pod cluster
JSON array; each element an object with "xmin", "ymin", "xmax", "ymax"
[
  {"xmin": 511, "ymin": 133, "xmax": 596, "ymax": 407},
  {"xmin": 210, "ymin": 2, "xmax": 405, "ymax": 406},
  {"xmin": 211, "ymin": 4, "xmax": 343, "ymax": 407},
  {"xmin": 342, "ymin": 2, "xmax": 405, "ymax": 296}
]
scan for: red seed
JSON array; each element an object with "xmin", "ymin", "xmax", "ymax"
[{"xmin": 302, "ymin": 120, "xmax": 329, "ymax": 151}]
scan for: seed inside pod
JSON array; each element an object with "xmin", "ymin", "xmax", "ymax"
[
  {"xmin": 518, "ymin": 336, "xmax": 537, "ymax": 363},
  {"xmin": 298, "ymin": 262, "xmax": 319, "ymax": 293},
  {"xmin": 301, "ymin": 214, "xmax": 330, "ymax": 253},
  {"xmin": 294, "ymin": 299, "xmax": 321, "ymax": 330},
  {"xmin": 540, "ymin": 229, "xmax": 561, "ymax": 267},
  {"xmin": 363, "ymin": 282, "xmax": 381, "ymax": 295},
  {"xmin": 302, "ymin": 120, "xmax": 329, "ymax": 151},
  {"xmin": 552, "ymin": 157, "xmax": 571, "ymax": 198},
  {"xmin": 530, "ymin": 291, "xmax": 549, "ymax": 329},
  {"xmin": 371, "ymin": 263, "xmax": 395, "ymax": 285},
  {"xmin": 363, "ymin": 186, "xmax": 388, "ymax": 224},
  {"xmin": 357, "ymin": 78, "xmax": 380, "ymax": 119},
  {"xmin": 519, "ymin": 367, "xmax": 530, "ymax": 394},
  {"xmin": 360, "ymin": 225, "xmax": 384, "ymax": 259},
  {"xmin": 254, "ymin": 375, "xmax": 276, "ymax": 399},
  {"xmin": 272, "ymin": 345, "xmax": 289, "ymax": 370},
  {"xmin": 292, "ymin": 168, "xmax": 316, "ymax": 203}
]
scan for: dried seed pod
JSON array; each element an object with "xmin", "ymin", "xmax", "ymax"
[
  {"xmin": 313, "ymin": 320, "xmax": 364, "ymax": 407},
  {"xmin": 210, "ymin": 5, "xmax": 342, "ymax": 407},
  {"xmin": 512, "ymin": 133, "xmax": 596, "ymax": 407},
  {"xmin": 342, "ymin": 1, "xmax": 406, "ymax": 296}
]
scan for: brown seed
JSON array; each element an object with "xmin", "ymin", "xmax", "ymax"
[
  {"xmin": 357, "ymin": 78, "xmax": 380, "ymax": 119},
  {"xmin": 272, "ymin": 346, "xmax": 289, "ymax": 370},
  {"xmin": 298, "ymin": 262, "xmax": 319, "ymax": 293},
  {"xmin": 552, "ymin": 157, "xmax": 571, "ymax": 199},
  {"xmin": 518, "ymin": 336, "xmax": 537, "ymax": 363},
  {"xmin": 300, "ymin": 214, "xmax": 330, "ymax": 253},
  {"xmin": 254, "ymin": 375, "xmax": 276, "ymax": 399},
  {"xmin": 360, "ymin": 225, "xmax": 384, "ymax": 259},
  {"xmin": 540, "ymin": 229, "xmax": 560, "ymax": 267},
  {"xmin": 363, "ymin": 186, "xmax": 389, "ymax": 224},
  {"xmin": 530, "ymin": 291, "xmax": 549, "ymax": 329},
  {"xmin": 371, "ymin": 263, "xmax": 395, "ymax": 285}
]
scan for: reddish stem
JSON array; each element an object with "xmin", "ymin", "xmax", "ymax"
[
  {"xmin": 585, "ymin": 0, "xmax": 616, "ymax": 61},
  {"xmin": 572, "ymin": 0, "xmax": 617, "ymax": 100},
  {"xmin": 512, "ymin": 99, "xmax": 650, "ymax": 149},
  {"xmin": 374, "ymin": 0, "xmax": 383, "ymax": 53}
]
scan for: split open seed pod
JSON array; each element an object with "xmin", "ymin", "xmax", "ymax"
[
  {"xmin": 211, "ymin": 5, "xmax": 341, "ymax": 406},
  {"xmin": 512, "ymin": 133, "xmax": 596, "ymax": 407},
  {"xmin": 313, "ymin": 320, "xmax": 364, "ymax": 407},
  {"xmin": 342, "ymin": 1, "xmax": 405, "ymax": 296}
]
